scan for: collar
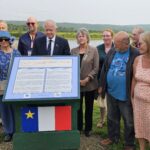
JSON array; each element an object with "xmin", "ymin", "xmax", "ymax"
[
  {"xmin": 116, "ymin": 47, "xmax": 130, "ymax": 54},
  {"xmin": 46, "ymin": 36, "xmax": 56, "ymax": 42}
]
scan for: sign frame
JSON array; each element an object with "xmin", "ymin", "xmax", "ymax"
[{"xmin": 3, "ymin": 56, "xmax": 80, "ymax": 103}]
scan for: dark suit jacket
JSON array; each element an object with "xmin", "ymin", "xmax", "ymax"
[
  {"xmin": 18, "ymin": 32, "xmax": 44, "ymax": 55},
  {"xmin": 32, "ymin": 35, "xmax": 70, "ymax": 56}
]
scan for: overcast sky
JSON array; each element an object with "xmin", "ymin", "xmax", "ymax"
[{"xmin": 1, "ymin": 0, "xmax": 150, "ymax": 25}]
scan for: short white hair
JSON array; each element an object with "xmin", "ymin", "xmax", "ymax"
[{"xmin": 44, "ymin": 20, "xmax": 57, "ymax": 29}]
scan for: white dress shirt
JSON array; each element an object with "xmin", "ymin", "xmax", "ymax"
[{"xmin": 46, "ymin": 36, "xmax": 56, "ymax": 56}]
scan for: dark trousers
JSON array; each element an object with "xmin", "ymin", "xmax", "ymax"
[
  {"xmin": 78, "ymin": 90, "xmax": 95, "ymax": 132},
  {"xmin": 107, "ymin": 93, "xmax": 135, "ymax": 146},
  {"xmin": 0, "ymin": 95, "xmax": 15, "ymax": 135}
]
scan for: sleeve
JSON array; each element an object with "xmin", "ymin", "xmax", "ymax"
[
  {"xmin": 87, "ymin": 48, "xmax": 99, "ymax": 80},
  {"xmin": 18, "ymin": 38, "xmax": 24, "ymax": 55},
  {"xmin": 99, "ymin": 63, "xmax": 105, "ymax": 87},
  {"xmin": 98, "ymin": 50, "xmax": 111, "ymax": 88},
  {"xmin": 63, "ymin": 39, "xmax": 70, "ymax": 55},
  {"xmin": 17, "ymin": 50, "xmax": 21, "ymax": 56}
]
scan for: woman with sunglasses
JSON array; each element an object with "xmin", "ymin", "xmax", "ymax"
[
  {"xmin": 0, "ymin": 20, "xmax": 8, "ymax": 126},
  {"xmin": 0, "ymin": 31, "xmax": 21, "ymax": 142}
]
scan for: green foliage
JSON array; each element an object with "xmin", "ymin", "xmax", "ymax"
[
  {"xmin": 57, "ymin": 32, "xmax": 101, "ymax": 40},
  {"xmin": 90, "ymin": 32, "xmax": 102, "ymax": 40},
  {"xmin": 11, "ymin": 31, "xmax": 25, "ymax": 38},
  {"xmin": 7, "ymin": 21, "xmax": 150, "ymax": 33},
  {"xmin": 57, "ymin": 32, "xmax": 76, "ymax": 39},
  {"xmin": 7, "ymin": 22, "xmax": 102, "ymax": 40}
]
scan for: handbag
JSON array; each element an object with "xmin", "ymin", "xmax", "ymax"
[{"xmin": 0, "ymin": 80, "xmax": 7, "ymax": 91}]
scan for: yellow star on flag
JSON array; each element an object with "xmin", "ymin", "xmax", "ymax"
[{"xmin": 25, "ymin": 110, "xmax": 35, "ymax": 119}]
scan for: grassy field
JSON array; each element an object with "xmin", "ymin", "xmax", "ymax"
[{"xmin": 92, "ymin": 101, "xmax": 127, "ymax": 150}]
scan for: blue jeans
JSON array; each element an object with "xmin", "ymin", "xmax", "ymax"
[
  {"xmin": 0, "ymin": 95, "xmax": 15, "ymax": 135},
  {"xmin": 107, "ymin": 93, "xmax": 135, "ymax": 146}
]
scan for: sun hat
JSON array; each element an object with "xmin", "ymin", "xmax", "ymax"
[
  {"xmin": 0, "ymin": 31, "xmax": 11, "ymax": 39},
  {"xmin": 0, "ymin": 31, "xmax": 15, "ymax": 44}
]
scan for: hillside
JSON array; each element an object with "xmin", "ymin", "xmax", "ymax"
[{"xmin": 6, "ymin": 21, "xmax": 150, "ymax": 32}]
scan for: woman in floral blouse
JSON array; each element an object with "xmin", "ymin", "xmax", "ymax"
[{"xmin": 0, "ymin": 31, "xmax": 21, "ymax": 142}]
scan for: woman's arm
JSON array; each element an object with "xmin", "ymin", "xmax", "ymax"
[{"xmin": 131, "ymin": 57, "xmax": 139, "ymax": 99}]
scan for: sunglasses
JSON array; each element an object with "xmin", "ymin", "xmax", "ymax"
[
  {"xmin": 0, "ymin": 38, "xmax": 10, "ymax": 42},
  {"xmin": 27, "ymin": 22, "xmax": 35, "ymax": 26}
]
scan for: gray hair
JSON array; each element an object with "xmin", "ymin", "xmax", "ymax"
[
  {"xmin": 76, "ymin": 28, "xmax": 90, "ymax": 44},
  {"xmin": 44, "ymin": 20, "xmax": 57, "ymax": 29},
  {"xmin": 133, "ymin": 27, "xmax": 144, "ymax": 34}
]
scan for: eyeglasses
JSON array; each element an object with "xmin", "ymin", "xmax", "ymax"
[
  {"xmin": 26, "ymin": 22, "xmax": 35, "ymax": 26},
  {"xmin": 0, "ymin": 38, "xmax": 10, "ymax": 42}
]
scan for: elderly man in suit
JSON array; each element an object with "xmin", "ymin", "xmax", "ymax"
[
  {"xmin": 18, "ymin": 16, "xmax": 44, "ymax": 56},
  {"xmin": 32, "ymin": 20, "xmax": 70, "ymax": 56}
]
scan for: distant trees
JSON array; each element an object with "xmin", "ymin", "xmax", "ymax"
[
  {"xmin": 8, "ymin": 24, "xmax": 78, "ymax": 38},
  {"xmin": 9, "ymin": 22, "xmax": 143, "ymax": 39},
  {"xmin": 7, "ymin": 23, "xmax": 102, "ymax": 39},
  {"xmin": 8, "ymin": 24, "xmax": 27, "ymax": 38}
]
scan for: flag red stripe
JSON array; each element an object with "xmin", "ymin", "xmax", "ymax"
[{"xmin": 55, "ymin": 106, "xmax": 72, "ymax": 131}]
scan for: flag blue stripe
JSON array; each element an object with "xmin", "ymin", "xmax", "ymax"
[{"xmin": 21, "ymin": 107, "xmax": 38, "ymax": 132}]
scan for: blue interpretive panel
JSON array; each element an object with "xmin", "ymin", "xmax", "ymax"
[{"xmin": 3, "ymin": 56, "xmax": 80, "ymax": 102}]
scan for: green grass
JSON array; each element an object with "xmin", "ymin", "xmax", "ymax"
[
  {"xmin": 0, "ymin": 127, "xmax": 4, "ymax": 142},
  {"xmin": 92, "ymin": 101, "xmax": 150, "ymax": 150}
]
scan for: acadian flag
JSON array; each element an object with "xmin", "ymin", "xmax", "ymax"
[{"xmin": 21, "ymin": 106, "xmax": 72, "ymax": 132}]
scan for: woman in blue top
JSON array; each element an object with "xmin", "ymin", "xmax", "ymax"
[{"xmin": 0, "ymin": 31, "xmax": 21, "ymax": 142}]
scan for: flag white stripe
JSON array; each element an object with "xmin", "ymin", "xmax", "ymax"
[{"xmin": 38, "ymin": 107, "xmax": 55, "ymax": 131}]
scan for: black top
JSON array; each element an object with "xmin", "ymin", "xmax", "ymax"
[{"xmin": 80, "ymin": 53, "xmax": 84, "ymax": 68}]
